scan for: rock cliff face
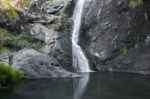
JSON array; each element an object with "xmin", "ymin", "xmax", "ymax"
[
  {"xmin": 80, "ymin": 0, "xmax": 150, "ymax": 74},
  {"xmin": 24, "ymin": 0, "xmax": 74, "ymax": 71},
  {"xmin": 19, "ymin": 0, "xmax": 75, "ymax": 77},
  {"xmin": 1, "ymin": 0, "xmax": 150, "ymax": 77}
]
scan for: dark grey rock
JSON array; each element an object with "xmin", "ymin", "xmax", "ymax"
[
  {"xmin": 112, "ymin": 44, "xmax": 150, "ymax": 74},
  {"xmin": 29, "ymin": 23, "xmax": 48, "ymax": 41},
  {"xmin": 12, "ymin": 49, "xmax": 79, "ymax": 78},
  {"xmin": 80, "ymin": 0, "xmax": 150, "ymax": 74},
  {"xmin": 42, "ymin": 1, "xmax": 64, "ymax": 14},
  {"xmin": 29, "ymin": 0, "xmax": 71, "ymax": 14}
]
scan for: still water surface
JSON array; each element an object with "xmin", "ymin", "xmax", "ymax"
[{"xmin": 1, "ymin": 72, "xmax": 150, "ymax": 99}]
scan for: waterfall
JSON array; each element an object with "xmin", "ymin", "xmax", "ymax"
[{"xmin": 72, "ymin": 0, "xmax": 91, "ymax": 72}]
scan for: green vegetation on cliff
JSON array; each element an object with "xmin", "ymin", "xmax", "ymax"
[
  {"xmin": 0, "ymin": 45, "xmax": 9, "ymax": 54},
  {"xmin": 0, "ymin": 27, "xmax": 45, "ymax": 53},
  {"xmin": 0, "ymin": 0, "xmax": 31, "ymax": 22},
  {"xmin": 10, "ymin": 34, "xmax": 45, "ymax": 49},
  {"xmin": 0, "ymin": 62, "xmax": 25, "ymax": 88},
  {"xmin": 129, "ymin": 0, "xmax": 143, "ymax": 8},
  {"xmin": 0, "ymin": 28, "xmax": 12, "ymax": 44},
  {"xmin": 120, "ymin": 44, "xmax": 128, "ymax": 54},
  {"xmin": 0, "ymin": 0, "xmax": 19, "ymax": 22},
  {"xmin": 58, "ymin": 11, "xmax": 69, "ymax": 18}
]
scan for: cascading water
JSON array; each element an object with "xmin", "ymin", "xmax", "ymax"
[{"xmin": 72, "ymin": 0, "xmax": 91, "ymax": 72}]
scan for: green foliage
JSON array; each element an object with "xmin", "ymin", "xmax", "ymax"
[
  {"xmin": 0, "ymin": 28, "xmax": 13, "ymax": 43},
  {"xmin": 0, "ymin": 45, "xmax": 9, "ymax": 54},
  {"xmin": 120, "ymin": 44, "xmax": 128, "ymax": 54},
  {"xmin": 0, "ymin": 62, "xmax": 25, "ymax": 88},
  {"xmin": 0, "ymin": 27, "xmax": 45, "ymax": 51},
  {"xmin": 0, "ymin": 28, "xmax": 11, "ymax": 53},
  {"xmin": 4, "ymin": 8, "xmax": 19, "ymax": 22},
  {"xmin": 10, "ymin": 34, "xmax": 45, "ymax": 49},
  {"xmin": 58, "ymin": 11, "xmax": 68, "ymax": 18},
  {"xmin": 10, "ymin": 34, "xmax": 32, "ymax": 49},
  {"xmin": 129, "ymin": 0, "xmax": 143, "ymax": 9},
  {"xmin": 0, "ymin": 0, "xmax": 19, "ymax": 22}
]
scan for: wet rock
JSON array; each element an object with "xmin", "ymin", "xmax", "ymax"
[{"xmin": 81, "ymin": 0, "xmax": 150, "ymax": 74}]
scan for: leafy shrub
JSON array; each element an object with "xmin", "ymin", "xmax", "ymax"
[
  {"xmin": 0, "ymin": 62, "xmax": 25, "ymax": 88},
  {"xmin": 0, "ymin": 0, "xmax": 19, "ymax": 22},
  {"xmin": 10, "ymin": 34, "xmax": 31, "ymax": 49},
  {"xmin": 0, "ymin": 28, "xmax": 11, "ymax": 54},
  {"xmin": 0, "ymin": 27, "xmax": 45, "ymax": 52},
  {"xmin": 0, "ymin": 45, "xmax": 9, "ymax": 54},
  {"xmin": 22, "ymin": 0, "xmax": 31, "ymax": 7},
  {"xmin": 4, "ymin": 7, "xmax": 19, "ymax": 22},
  {"xmin": 10, "ymin": 34, "xmax": 45, "ymax": 49},
  {"xmin": 0, "ymin": 28, "xmax": 13, "ymax": 43}
]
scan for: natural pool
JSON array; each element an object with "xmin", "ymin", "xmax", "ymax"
[{"xmin": 0, "ymin": 72, "xmax": 150, "ymax": 99}]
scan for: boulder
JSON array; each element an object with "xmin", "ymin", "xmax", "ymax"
[
  {"xmin": 27, "ymin": 23, "xmax": 55, "ymax": 44},
  {"xmin": 12, "ymin": 49, "xmax": 79, "ymax": 78}
]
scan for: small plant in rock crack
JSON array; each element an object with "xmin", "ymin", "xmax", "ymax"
[
  {"xmin": 120, "ymin": 44, "xmax": 128, "ymax": 54},
  {"xmin": 58, "ymin": 11, "xmax": 69, "ymax": 18},
  {"xmin": 129, "ymin": 0, "xmax": 143, "ymax": 9},
  {"xmin": 132, "ymin": 37, "xmax": 140, "ymax": 48}
]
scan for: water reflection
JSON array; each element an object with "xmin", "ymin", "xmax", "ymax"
[
  {"xmin": 1, "ymin": 72, "xmax": 150, "ymax": 99},
  {"xmin": 73, "ymin": 73, "xmax": 90, "ymax": 99}
]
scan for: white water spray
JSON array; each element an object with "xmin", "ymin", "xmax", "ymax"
[{"xmin": 72, "ymin": 0, "xmax": 91, "ymax": 72}]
